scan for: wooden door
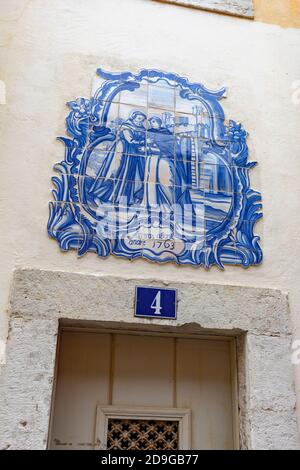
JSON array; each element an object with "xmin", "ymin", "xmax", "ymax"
[{"xmin": 49, "ymin": 330, "xmax": 237, "ymax": 449}]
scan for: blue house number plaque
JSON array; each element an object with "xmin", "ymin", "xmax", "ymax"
[{"xmin": 135, "ymin": 286, "xmax": 177, "ymax": 319}]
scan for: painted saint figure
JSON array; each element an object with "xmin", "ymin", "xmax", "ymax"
[
  {"xmin": 142, "ymin": 116, "xmax": 174, "ymax": 210},
  {"xmin": 142, "ymin": 116, "xmax": 192, "ymax": 210},
  {"xmin": 89, "ymin": 110, "xmax": 147, "ymax": 206}
]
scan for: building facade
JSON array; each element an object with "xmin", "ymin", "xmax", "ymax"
[{"xmin": 0, "ymin": 0, "xmax": 300, "ymax": 450}]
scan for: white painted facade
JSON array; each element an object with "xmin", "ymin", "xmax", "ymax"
[{"xmin": 1, "ymin": 0, "xmax": 300, "ymax": 447}]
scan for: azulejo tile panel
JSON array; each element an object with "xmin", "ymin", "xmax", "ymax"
[{"xmin": 48, "ymin": 69, "xmax": 263, "ymax": 268}]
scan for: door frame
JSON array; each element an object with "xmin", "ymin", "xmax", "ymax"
[
  {"xmin": 47, "ymin": 325, "xmax": 239, "ymax": 450},
  {"xmin": 2, "ymin": 270, "xmax": 296, "ymax": 449}
]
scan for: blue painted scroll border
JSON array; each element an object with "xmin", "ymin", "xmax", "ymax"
[{"xmin": 48, "ymin": 68, "xmax": 263, "ymax": 268}]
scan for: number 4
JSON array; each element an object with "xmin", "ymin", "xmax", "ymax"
[{"xmin": 151, "ymin": 291, "xmax": 162, "ymax": 315}]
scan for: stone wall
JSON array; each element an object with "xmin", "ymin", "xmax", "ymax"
[
  {"xmin": 0, "ymin": 269, "xmax": 298, "ymax": 449},
  {"xmin": 155, "ymin": 0, "xmax": 254, "ymax": 18}
]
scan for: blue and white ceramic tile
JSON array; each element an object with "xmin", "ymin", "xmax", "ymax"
[
  {"xmin": 120, "ymin": 84, "xmax": 148, "ymax": 108},
  {"xmin": 48, "ymin": 69, "xmax": 263, "ymax": 268},
  {"xmin": 148, "ymin": 83, "xmax": 175, "ymax": 110}
]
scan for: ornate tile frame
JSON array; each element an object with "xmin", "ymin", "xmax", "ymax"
[
  {"xmin": 156, "ymin": 1, "xmax": 254, "ymax": 19},
  {"xmin": 48, "ymin": 69, "xmax": 262, "ymax": 268}
]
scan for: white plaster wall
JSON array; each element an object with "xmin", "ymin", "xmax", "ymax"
[{"xmin": 0, "ymin": 0, "xmax": 300, "ymax": 431}]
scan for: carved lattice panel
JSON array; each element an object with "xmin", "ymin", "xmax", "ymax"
[{"xmin": 106, "ymin": 418, "xmax": 179, "ymax": 450}]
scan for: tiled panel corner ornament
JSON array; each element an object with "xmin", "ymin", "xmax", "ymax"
[{"xmin": 48, "ymin": 69, "xmax": 263, "ymax": 268}]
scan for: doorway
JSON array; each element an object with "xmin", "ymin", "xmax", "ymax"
[{"xmin": 48, "ymin": 328, "xmax": 238, "ymax": 449}]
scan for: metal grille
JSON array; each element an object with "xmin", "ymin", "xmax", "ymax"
[{"xmin": 107, "ymin": 418, "xmax": 179, "ymax": 450}]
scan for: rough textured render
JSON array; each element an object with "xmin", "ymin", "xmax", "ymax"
[
  {"xmin": 156, "ymin": 0, "xmax": 254, "ymax": 18},
  {"xmin": 0, "ymin": 269, "xmax": 299, "ymax": 449}
]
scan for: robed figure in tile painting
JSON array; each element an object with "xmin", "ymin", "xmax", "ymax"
[
  {"xmin": 89, "ymin": 111, "xmax": 147, "ymax": 206},
  {"xmin": 142, "ymin": 116, "xmax": 193, "ymax": 211}
]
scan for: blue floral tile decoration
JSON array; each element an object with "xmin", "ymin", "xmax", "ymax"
[{"xmin": 48, "ymin": 69, "xmax": 263, "ymax": 268}]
